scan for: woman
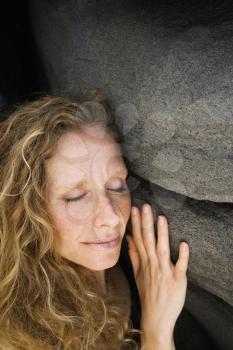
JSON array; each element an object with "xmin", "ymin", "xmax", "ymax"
[{"xmin": 0, "ymin": 91, "xmax": 189, "ymax": 349}]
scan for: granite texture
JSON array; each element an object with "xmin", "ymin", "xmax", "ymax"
[{"xmin": 29, "ymin": 0, "xmax": 233, "ymax": 202}]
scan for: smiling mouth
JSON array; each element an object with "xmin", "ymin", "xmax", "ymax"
[
  {"xmin": 82, "ymin": 234, "xmax": 120, "ymax": 244},
  {"xmin": 82, "ymin": 235, "xmax": 121, "ymax": 250}
]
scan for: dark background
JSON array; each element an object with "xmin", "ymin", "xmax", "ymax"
[{"xmin": 0, "ymin": 1, "xmax": 49, "ymax": 110}]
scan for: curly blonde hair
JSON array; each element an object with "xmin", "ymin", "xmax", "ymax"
[{"xmin": 0, "ymin": 91, "xmax": 143, "ymax": 349}]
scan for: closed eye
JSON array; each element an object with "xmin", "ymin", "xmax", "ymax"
[
  {"xmin": 66, "ymin": 194, "xmax": 86, "ymax": 203},
  {"xmin": 66, "ymin": 186, "xmax": 128, "ymax": 203}
]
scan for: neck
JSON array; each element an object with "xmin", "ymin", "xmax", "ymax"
[{"xmin": 94, "ymin": 270, "xmax": 107, "ymax": 294}]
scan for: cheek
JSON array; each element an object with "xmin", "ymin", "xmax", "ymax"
[
  {"xmin": 47, "ymin": 201, "xmax": 79, "ymax": 234},
  {"xmin": 48, "ymin": 207, "xmax": 86, "ymax": 252},
  {"xmin": 115, "ymin": 194, "xmax": 131, "ymax": 221}
]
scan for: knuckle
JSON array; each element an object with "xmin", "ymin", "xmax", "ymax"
[
  {"xmin": 175, "ymin": 266, "xmax": 186, "ymax": 277},
  {"xmin": 157, "ymin": 271, "xmax": 169, "ymax": 283},
  {"xmin": 142, "ymin": 256, "xmax": 149, "ymax": 268},
  {"xmin": 142, "ymin": 222, "xmax": 153, "ymax": 230},
  {"xmin": 157, "ymin": 248, "xmax": 169, "ymax": 258},
  {"xmin": 157, "ymin": 226, "xmax": 168, "ymax": 235}
]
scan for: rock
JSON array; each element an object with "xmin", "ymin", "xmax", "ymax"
[{"xmin": 29, "ymin": 0, "xmax": 233, "ymax": 202}]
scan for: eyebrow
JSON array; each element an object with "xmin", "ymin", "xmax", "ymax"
[{"xmin": 60, "ymin": 168, "xmax": 129, "ymax": 192}]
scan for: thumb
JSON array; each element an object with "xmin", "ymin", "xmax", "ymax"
[{"xmin": 126, "ymin": 234, "xmax": 140, "ymax": 279}]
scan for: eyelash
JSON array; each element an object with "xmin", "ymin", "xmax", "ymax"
[{"xmin": 66, "ymin": 187, "xmax": 128, "ymax": 203}]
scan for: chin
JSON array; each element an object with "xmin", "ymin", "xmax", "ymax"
[{"xmin": 88, "ymin": 253, "xmax": 120, "ymax": 271}]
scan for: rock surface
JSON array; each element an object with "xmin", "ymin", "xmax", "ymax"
[{"xmin": 29, "ymin": 0, "xmax": 233, "ymax": 202}]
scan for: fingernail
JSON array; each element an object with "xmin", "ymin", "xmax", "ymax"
[
  {"xmin": 143, "ymin": 204, "xmax": 149, "ymax": 213},
  {"xmin": 131, "ymin": 206, "xmax": 137, "ymax": 214},
  {"xmin": 159, "ymin": 215, "xmax": 165, "ymax": 224}
]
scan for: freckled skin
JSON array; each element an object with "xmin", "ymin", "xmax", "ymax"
[{"xmin": 44, "ymin": 126, "xmax": 131, "ymax": 287}]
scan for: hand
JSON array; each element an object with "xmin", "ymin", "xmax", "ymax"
[{"xmin": 126, "ymin": 203, "xmax": 189, "ymax": 342}]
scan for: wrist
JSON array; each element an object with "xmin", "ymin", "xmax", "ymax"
[{"xmin": 141, "ymin": 331, "xmax": 175, "ymax": 350}]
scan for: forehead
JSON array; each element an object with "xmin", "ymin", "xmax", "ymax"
[{"xmin": 44, "ymin": 129, "xmax": 126, "ymax": 186}]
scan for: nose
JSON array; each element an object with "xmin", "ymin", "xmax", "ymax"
[{"xmin": 94, "ymin": 191, "xmax": 120, "ymax": 229}]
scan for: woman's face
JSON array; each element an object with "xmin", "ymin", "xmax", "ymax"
[{"xmin": 44, "ymin": 126, "xmax": 131, "ymax": 271}]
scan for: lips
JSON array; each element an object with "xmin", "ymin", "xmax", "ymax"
[{"xmin": 82, "ymin": 234, "xmax": 120, "ymax": 244}]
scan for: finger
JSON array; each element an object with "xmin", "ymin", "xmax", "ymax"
[
  {"xmin": 156, "ymin": 215, "xmax": 171, "ymax": 271},
  {"xmin": 131, "ymin": 206, "xmax": 148, "ymax": 265},
  {"xmin": 175, "ymin": 242, "xmax": 189, "ymax": 278},
  {"xmin": 141, "ymin": 203, "xmax": 158, "ymax": 266},
  {"xmin": 126, "ymin": 234, "xmax": 140, "ymax": 278}
]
